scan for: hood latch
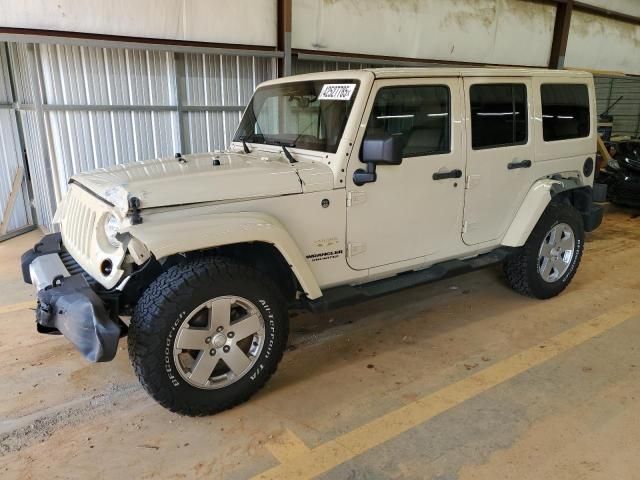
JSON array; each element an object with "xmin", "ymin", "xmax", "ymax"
[{"xmin": 128, "ymin": 197, "xmax": 143, "ymax": 225}]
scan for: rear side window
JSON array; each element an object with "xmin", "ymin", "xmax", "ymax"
[
  {"xmin": 541, "ymin": 84, "xmax": 590, "ymax": 141},
  {"xmin": 364, "ymin": 85, "xmax": 450, "ymax": 157},
  {"xmin": 470, "ymin": 84, "xmax": 527, "ymax": 149}
]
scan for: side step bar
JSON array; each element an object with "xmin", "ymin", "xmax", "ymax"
[{"xmin": 307, "ymin": 247, "xmax": 515, "ymax": 313}]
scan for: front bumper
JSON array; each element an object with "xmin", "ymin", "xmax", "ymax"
[{"xmin": 21, "ymin": 233, "xmax": 121, "ymax": 362}]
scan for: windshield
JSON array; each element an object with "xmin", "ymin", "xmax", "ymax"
[{"xmin": 234, "ymin": 79, "xmax": 360, "ymax": 153}]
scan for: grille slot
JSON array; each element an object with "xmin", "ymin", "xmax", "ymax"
[{"xmin": 59, "ymin": 249, "xmax": 99, "ymax": 289}]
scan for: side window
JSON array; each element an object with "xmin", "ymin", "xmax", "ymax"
[
  {"xmin": 541, "ymin": 84, "xmax": 590, "ymax": 141},
  {"xmin": 364, "ymin": 85, "xmax": 450, "ymax": 157},
  {"xmin": 470, "ymin": 84, "xmax": 527, "ymax": 149}
]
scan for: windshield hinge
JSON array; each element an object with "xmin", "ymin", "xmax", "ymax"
[{"xmin": 347, "ymin": 242, "xmax": 366, "ymax": 257}]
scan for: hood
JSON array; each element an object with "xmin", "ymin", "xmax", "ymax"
[{"xmin": 70, "ymin": 151, "xmax": 334, "ymax": 213}]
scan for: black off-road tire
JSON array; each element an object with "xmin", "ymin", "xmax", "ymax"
[
  {"xmin": 503, "ymin": 203, "xmax": 584, "ymax": 299},
  {"xmin": 128, "ymin": 257, "xmax": 288, "ymax": 416}
]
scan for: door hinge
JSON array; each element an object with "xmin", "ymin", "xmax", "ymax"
[
  {"xmin": 465, "ymin": 175, "xmax": 480, "ymax": 190},
  {"xmin": 347, "ymin": 242, "xmax": 366, "ymax": 257},
  {"xmin": 347, "ymin": 191, "xmax": 367, "ymax": 207}
]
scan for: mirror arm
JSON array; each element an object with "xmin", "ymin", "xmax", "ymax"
[{"xmin": 353, "ymin": 162, "xmax": 377, "ymax": 186}]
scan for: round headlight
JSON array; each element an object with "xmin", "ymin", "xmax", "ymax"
[{"xmin": 104, "ymin": 214, "xmax": 121, "ymax": 247}]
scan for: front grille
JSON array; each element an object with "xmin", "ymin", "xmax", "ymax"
[
  {"xmin": 56, "ymin": 184, "xmax": 125, "ymax": 291},
  {"xmin": 61, "ymin": 189, "xmax": 98, "ymax": 262}
]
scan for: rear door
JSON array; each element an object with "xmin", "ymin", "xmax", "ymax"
[{"xmin": 462, "ymin": 78, "xmax": 535, "ymax": 245}]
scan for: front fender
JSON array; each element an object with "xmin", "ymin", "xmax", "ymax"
[{"xmin": 124, "ymin": 212, "xmax": 322, "ymax": 300}]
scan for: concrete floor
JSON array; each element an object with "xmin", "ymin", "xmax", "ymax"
[{"xmin": 1, "ymin": 206, "xmax": 639, "ymax": 479}]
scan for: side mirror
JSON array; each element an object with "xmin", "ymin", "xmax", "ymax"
[
  {"xmin": 361, "ymin": 133, "xmax": 403, "ymax": 165},
  {"xmin": 353, "ymin": 133, "xmax": 403, "ymax": 186}
]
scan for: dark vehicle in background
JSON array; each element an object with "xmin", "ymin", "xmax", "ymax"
[{"xmin": 598, "ymin": 140, "xmax": 640, "ymax": 208}]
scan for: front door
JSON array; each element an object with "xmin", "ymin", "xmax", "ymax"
[
  {"xmin": 462, "ymin": 78, "xmax": 535, "ymax": 245},
  {"xmin": 346, "ymin": 78, "xmax": 465, "ymax": 271}
]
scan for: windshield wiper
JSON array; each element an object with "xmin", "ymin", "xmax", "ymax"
[
  {"xmin": 281, "ymin": 144, "xmax": 297, "ymax": 164},
  {"xmin": 241, "ymin": 138, "xmax": 251, "ymax": 154},
  {"xmin": 262, "ymin": 139, "xmax": 298, "ymax": 164}
]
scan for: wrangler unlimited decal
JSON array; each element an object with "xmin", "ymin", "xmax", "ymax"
[{"xmin": 306, "ymin": 249, "xmax": 344, "ymax": 262}]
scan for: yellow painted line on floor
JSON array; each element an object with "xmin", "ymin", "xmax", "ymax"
[
  {"xmin": 254, "ymin": 302, "xmax": 640, "ymax": 480},
  {"xmin": 0, "ymin": 300, "xmax": 35, "ymax": 315},
  {"xmin": 265, "ymin": 429, "xmax": 312, "ymax": 464}
]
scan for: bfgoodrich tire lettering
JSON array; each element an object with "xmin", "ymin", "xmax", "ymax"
[
  {"xmin": 128, "ymin": 257, "xmax": 288, "ymax": 416},
  {"xmin": 503, "ymin": 203, "xmax": 584, "ymax": 299}
]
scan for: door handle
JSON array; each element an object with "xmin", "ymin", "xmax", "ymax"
[
  {"xmin": 507, "ymin": 159, "xmax": 532, "ymax": 170},
  {"xmin": 432, "ymin": 169, "xmax": 462, "ymax": 181}
]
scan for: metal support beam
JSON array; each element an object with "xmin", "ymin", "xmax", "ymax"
[
  {"xmin": 296, "ymin": 52, "xmax": 452, "ymax": 68},
  {"xmin": 174, "ymin": 51, "xmax": 189, "ymax": 154},
  {"xmin": 13, "ymin": 103, "xmax": 246, "ymax": 113},
  {"xmin": 294, "ymin": 48, "xmax": 543, "ymax": 69},
  {"xmin": 573, "ymin": 1, "xmax": 640, "ymax": 26},
  {"xmin": 0, "ymin": 29, "xmax": 283, "ymax": 58},
  {"xmin": 549, "ymin": 0, "xmax": 574, "ymax": 69},
  {"xmin": 526, "ymin": 1, "xmax": 640, "ymax": 26},
  {"xmin": 277, "ymin": 0, "xmax": 292, "ymax": 77},
  {"xmin": 0, "ymin": 224, "xmax": 37, "ymax": 243}
]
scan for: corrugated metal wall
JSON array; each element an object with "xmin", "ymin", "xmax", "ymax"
[
  {"xmin": 595, "ymin": 75, "xmax": 640, "ymax": 138},
  {"xmin": 8, "ymin": 43, "xmax": 60, "ymax": 230},
  {"xmin": 3, "ymin": 41, "xmax": 277, "ymax": 231},
  {"xmin": 3, "ymin": 43, "xmax": 640, "ymax": 235},
  {"xmin": 181, "ymin": 53, "xmax": 275, "ymax": 153},
  {"xmin": 39, "ymin": 45, "xmax": 180, "ymax": 197},
  {"xmin": 0, "ymin": 43, "xmax": 32, "ymax": 238}
]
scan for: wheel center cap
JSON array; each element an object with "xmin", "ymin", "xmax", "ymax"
[{"xmin": 212, "ymin": 333, "xmax": 227, "ymax": 348}]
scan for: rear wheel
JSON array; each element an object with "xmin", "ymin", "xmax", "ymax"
[
  {"xmin": 503, "ymin": 203, "xmax": 584, "ymax": 299},
  {"xmin": 128, "ymin": 257, "xmax": 288, "ymax": 416}
]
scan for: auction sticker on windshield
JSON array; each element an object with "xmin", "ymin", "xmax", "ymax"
[{"xmin": 319, "ymin": 84, "xmax": 356, "ymax": 101}]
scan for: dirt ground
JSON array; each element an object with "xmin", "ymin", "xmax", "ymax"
[{"xmin": 1, "ymin": 206, "xmax": 640, "ymax": 479}]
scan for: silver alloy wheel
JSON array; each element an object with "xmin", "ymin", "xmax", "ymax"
[
  {"xmin": 173, "ymin": 296, "xmax": 265, "ymax": 389},
  {"xmin": 537, "ymin": 222, "xmax": 576, "ymax": 283}
]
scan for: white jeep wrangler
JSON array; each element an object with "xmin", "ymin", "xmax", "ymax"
[{"xmin": 22, "ymin": 68, "xmax": 603, "ymax": 415}]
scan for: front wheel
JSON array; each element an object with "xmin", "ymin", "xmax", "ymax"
[
  {"xmin": 503, "ymin": 203, "xmax": 584, "ymax": 299},
  {"xmin": 128, "ymin": 257, "xmax": 288, "ymax": 416}
]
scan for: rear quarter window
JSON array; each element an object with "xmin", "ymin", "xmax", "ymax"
[{"xmin": 541, "ymin": 84, "xmax": 590, "ymax": 141}]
